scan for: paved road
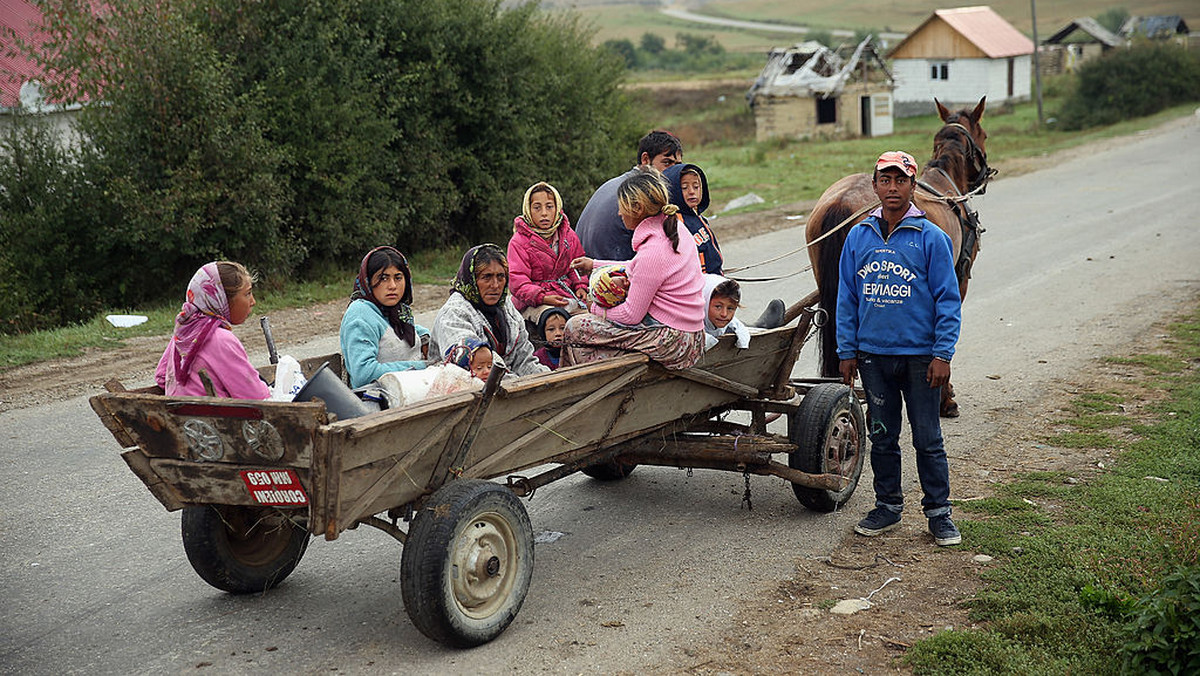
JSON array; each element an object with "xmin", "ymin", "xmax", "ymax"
[
  {"xmin": 2, "ymin": 112, "xmax": 1198, "ymax": 674},
  {"xmin": 661, "ymin": 5, "xmax": 906, "ymax": 42}
]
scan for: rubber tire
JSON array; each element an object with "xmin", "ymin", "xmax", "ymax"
[
  {"xmin": 181, "ymin": 505, "xmax": 310, "ymax": 594},
  {"xmin": 788, "ymin": 383, "xmax": 866, "ymax": 512},
  {"xmin": 580, "ymin": 459, "xmax": 638, "ymax": 481},
  {"xmin": 401, "ymin": 480, "xmax": 535, "ymax": 647}
]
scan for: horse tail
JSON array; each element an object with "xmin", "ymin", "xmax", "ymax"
[{"xmin": 814, "ymin": 203, "xmax": 852, "ymax": 378}]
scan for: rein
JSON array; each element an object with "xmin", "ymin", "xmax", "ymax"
[
  {"xmin": 723, "ymin": 200, "xmax": 879, "ymax": 282},
  {"xmin": 936, "ymin": 121, "xmax": 996, "ymax": 195}
]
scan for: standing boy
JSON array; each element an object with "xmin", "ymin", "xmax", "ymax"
[{"xmin": 836, "ymin": 151, "xmax": 963, "ymax": 546}]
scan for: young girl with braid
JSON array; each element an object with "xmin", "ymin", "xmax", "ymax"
[{"xmin": 564, "ymin": 169, "xmax": 705, "ymax": 370}]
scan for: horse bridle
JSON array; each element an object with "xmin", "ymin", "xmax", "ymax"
[{"xmin": 938, "ymin": 121, "xmax": 997, "ymax": 195}]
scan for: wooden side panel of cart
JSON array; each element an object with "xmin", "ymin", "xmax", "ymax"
[
  {"xmin": 88, "ymin": 353, "xmax": 342, "ymax": 522},
  {"xmin": 319, "ymin": 323, "xmax": 802, "ymax": 538}
]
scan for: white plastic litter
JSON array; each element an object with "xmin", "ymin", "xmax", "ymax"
[
  {"xmin": 270, "ymin": 355, "xmax": 307, "ymax": 402},
  {"xmin": 105, "ymin": 314, "xmax": 148, "ymax": 328}
]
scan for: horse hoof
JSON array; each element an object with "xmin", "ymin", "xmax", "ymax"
[{"xmin": 941, "ymin": 403, "xmax": 960, "ymax": 418}]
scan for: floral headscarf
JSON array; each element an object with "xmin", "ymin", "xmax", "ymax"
[
  {"xmin": 444, "ymin": 337, "xmax": 490, "ymax": 371},
  {"xmin": 518, "ymin": 181, "xmax": 565, "ymax": 239},
  {"xmin": 350, "ymin": 246, "xmax": 416, "ymax": 346},
  {"xmin": 451, "ymin": 243, "xmax": 510, "ymax": 355},
  {"xmin": 166, "ymin": 263, "xmax": 231, "ymax": 387}
]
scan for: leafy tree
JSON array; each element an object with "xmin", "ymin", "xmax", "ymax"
[
  {"xmin": 1057, "ymin": 43, "xmax": 1200, "ymax": 130},
  {"xmin": 806, "ymin": 30, "xmax": 834, "ymax": 48},
  {"xmin": 640, "ymin": 32, "xmax": 666, "ymax": 54},
  {"xmin": 1095, "ymin": 7, "xmax": 1130, "ymax": 35},
  {"xmin": 677, "ymin": 33, "xmax": 724, "ymax": 56},
  {"xmin": 0, "ymin": 0, "xmax": 640, "ymax": 330},
  {"xmin": 602, "ymin": 39, "xmax": 637, "ymax": 68}
]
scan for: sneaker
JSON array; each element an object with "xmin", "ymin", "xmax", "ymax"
[
  {"xmin": 929, "ymin": 515, "xmax": 962, "ymax": 546},
  {"xmin": 854, "ymin": 507, "xmax": 901, "ymax": 536}
]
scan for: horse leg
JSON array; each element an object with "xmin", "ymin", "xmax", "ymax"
[{"xmin": 941, "ymin": 379, "xmax": 959, "ymax": 418}]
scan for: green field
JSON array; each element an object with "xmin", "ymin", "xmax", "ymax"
[{"xmin": 563, "ymin": 1, "xmax": 1197, "ymax": 49}]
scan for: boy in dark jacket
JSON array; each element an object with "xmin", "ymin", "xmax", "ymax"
[
  {"xmin": 836, "ymin": 150, "xmax": 963, "ymax": 547},
  {"xmin": 663, "ymin": 163, "xmax": 722, "ymax": 274}
]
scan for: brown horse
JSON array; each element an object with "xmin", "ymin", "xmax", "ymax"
[{"xmin": 805, "ymin": 97, "xmax": 993, "ymax": 417}]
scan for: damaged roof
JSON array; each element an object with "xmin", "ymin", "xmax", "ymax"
[
  {"xmin": 746, "ymin": 36, "xmax": 892, "ymax": 105},
  {"xmin": 1043, "ymin": 17, "xmax": 1125, "ymax": 48}
]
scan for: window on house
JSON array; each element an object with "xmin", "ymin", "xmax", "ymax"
[
  {"xmin": 816, "ymin": 96, "xmax": 837, "ymax": 124},
  {"xmin": 930, "ymin": 62, "xmax": 949, "ymax": 80}
]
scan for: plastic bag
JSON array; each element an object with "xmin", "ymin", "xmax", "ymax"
[
  {"xmin": 427, "ymin": 363, "xmax": 483, "ymax": 398},
  {"xmin": 270, "ymin": 355, "xmax": 307, "ymax": 401}
]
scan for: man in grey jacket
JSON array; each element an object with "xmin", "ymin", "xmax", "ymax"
[{"xmin": 576, "ymin": 130, "xmax": 683, "ymax": 261}]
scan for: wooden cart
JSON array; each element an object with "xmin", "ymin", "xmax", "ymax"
[{"xmin": 90, "ymin": 292, "xmax": 865, "ymax": 647}]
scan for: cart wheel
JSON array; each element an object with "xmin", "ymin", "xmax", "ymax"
[
  {"xmin": 181, "ymin": 505, "xmax": 310, "ymax": 594},
  {"xmin": 788, "ymin": 383, "xmax": 865, "ymax": 512},
  {"xmin": 401, "ymin": 480, "xmax": 534, "ymax": 647},
  {"xmin": 580, "ymin": 459, "xmax": 638, "ymax": 481}
]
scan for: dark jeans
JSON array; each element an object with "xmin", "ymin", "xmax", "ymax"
[{"xmin": 857, "ymin": 353, "xmax": 951, "ymax": 518}]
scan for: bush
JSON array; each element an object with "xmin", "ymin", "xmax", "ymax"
[
  {"xmin": 1057, "ymin": 43, "xmax": 1200, "ymax": 130},
  {"xmin": 0, "ymin": 0, "xmax": 640, "ymax": 332},
  {"xmin": 0, "ymin": 116, "xmax": 111, "ymax": 331},
  {"xmin": 1120, "ymin": 565, "xmax": 1200, "ymax": 674}
]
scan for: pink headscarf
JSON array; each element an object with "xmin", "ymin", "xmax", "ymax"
[{"xmin": 165, "ymin": 263, "xmax": 231, "ymax": 387}]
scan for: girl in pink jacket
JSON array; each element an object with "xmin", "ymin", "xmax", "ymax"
[
  {"xmin": 562, "ymin": 169, "xmax": 706, "ymax": 370},
  {"xmin": 155, "ymin": 262, "xmax": 270, "ymax": 399},
  {"xmin": 506, "ymin": 182, "xmax": 588, "ymax": 325}
]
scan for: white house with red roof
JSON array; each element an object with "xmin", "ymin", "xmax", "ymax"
[
  {"xmin": 1, "ymin": 0, "xmax": 84, "ymax": 140},
  {"xmin": 887, "ymin": 6, "xmax": 1033, "ymax": 117}
]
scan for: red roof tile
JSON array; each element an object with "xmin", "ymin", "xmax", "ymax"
[
  {"xmin": 1, "ymin": 0, "xmax": 86, "ymax": 109},
  {"xmin": 934, "ymin": 6, "xmax": 1034, "ymax": 59}
]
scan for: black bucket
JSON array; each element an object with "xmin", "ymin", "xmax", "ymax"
[{"xmin": 293, "ymin": 361, "xmax": 370, "ymax": 420}]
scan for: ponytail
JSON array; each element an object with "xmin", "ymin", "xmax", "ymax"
[
  {"xmin": 660, "ymin": 204, "xmax": 681, "ymax": 252},
  {"xmin": 618, "ymin": 169, "xmax": 681, "ymax": 251}
]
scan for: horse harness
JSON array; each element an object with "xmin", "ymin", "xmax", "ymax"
[{"xmin": 916, "ymin": 122, "xmax": 997, "ymax": 285}]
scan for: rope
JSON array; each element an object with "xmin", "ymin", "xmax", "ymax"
[{"xmin": 723, "ymin": 200, "xmax": 879, "ymax": 276}]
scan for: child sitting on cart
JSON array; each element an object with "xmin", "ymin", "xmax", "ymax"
[
  {"xmin": 339, "ymin": 246, "xmax": 432, "ymax": 389},
  {"xmin": 532, "ymin": 307, "xmax": 570, "ymax": 370},
  {"xmin": 701, "ymin": 274, "xmax": 750, "ymax": 350},
  {"xmin": 155, "ymin": 261, "xmax": 270, "ymax": 399},
  {"xmin": 506, "ymin": 181, "xmax": 589, "ymax": 329},
  {"xmin": 664, "ymin": 163, "xmax": 722, "ymax": 274},
  {"xmin": 563, "ymin": 169, "xmax": 705, "ymax": 370}
]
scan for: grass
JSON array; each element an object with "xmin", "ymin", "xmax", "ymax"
[
  {"xmin": 904, "ymin": 304, "xmax": 1200, "ymax": 675},
  {"xmin": 0, "ymin": 245, "xmax": 466, "ymax": 369}
]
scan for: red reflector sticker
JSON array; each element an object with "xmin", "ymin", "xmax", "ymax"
[{"xmin": 240, "ymin": 469, "xmax": 309, "ymax": 506}]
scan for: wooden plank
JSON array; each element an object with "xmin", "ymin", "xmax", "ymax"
[
  {"xmin": 671, "ymin": 368, "xmax": 758, "ymax": 398},
  {"xmin": 121, "ymin": 449, "xmax": 185, "ymax": 511},
  {"xmin": 148, "ymin": 458, "xmax": 313, "ymax": 507},
  {"xmin": 467, "ymin": 365, "xmax": 649, "ymax": 477},
  {"xmin": 339, "ymin": 412, "xmax": 461, "ymax": 525},
  {"xmin": 90, "ymin": 395, "xmax": 137, "ymax": 449}
]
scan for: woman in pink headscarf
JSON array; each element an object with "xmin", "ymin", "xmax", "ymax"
[{"xmin": 154, "ymin": 261, "xmax": 270, "ymax": 399}]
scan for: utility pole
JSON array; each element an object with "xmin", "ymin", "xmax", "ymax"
[{"xmin": 1031, "ymin": 0, "xmax": 1044, "ymax": 127}]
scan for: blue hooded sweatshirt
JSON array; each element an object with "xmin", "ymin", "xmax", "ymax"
[
  {"xmin": 663, "ymin": 163, "xmax": 723, "ymax": 274},
  {"xmin": 835, "ymin": 204, "xmax": 961, "ymax": 362}
]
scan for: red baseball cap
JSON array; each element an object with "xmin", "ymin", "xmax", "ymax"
[{"xmin": 875, "ymin": 150, "xmax": 918, "ymax": 178}]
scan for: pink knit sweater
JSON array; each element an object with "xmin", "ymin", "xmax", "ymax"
[{"xmin": 594, "ymin": 213, "xmax": 704, "ymax": 331}]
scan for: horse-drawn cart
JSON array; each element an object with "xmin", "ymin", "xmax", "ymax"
[{"xmin": 89, "ymin": 291, "xmax": 865, "ymax": 647}]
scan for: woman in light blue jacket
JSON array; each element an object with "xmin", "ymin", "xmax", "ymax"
[{"xmin": 339, "ymin": 246, "xmax": 432, "ymax": 388}]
